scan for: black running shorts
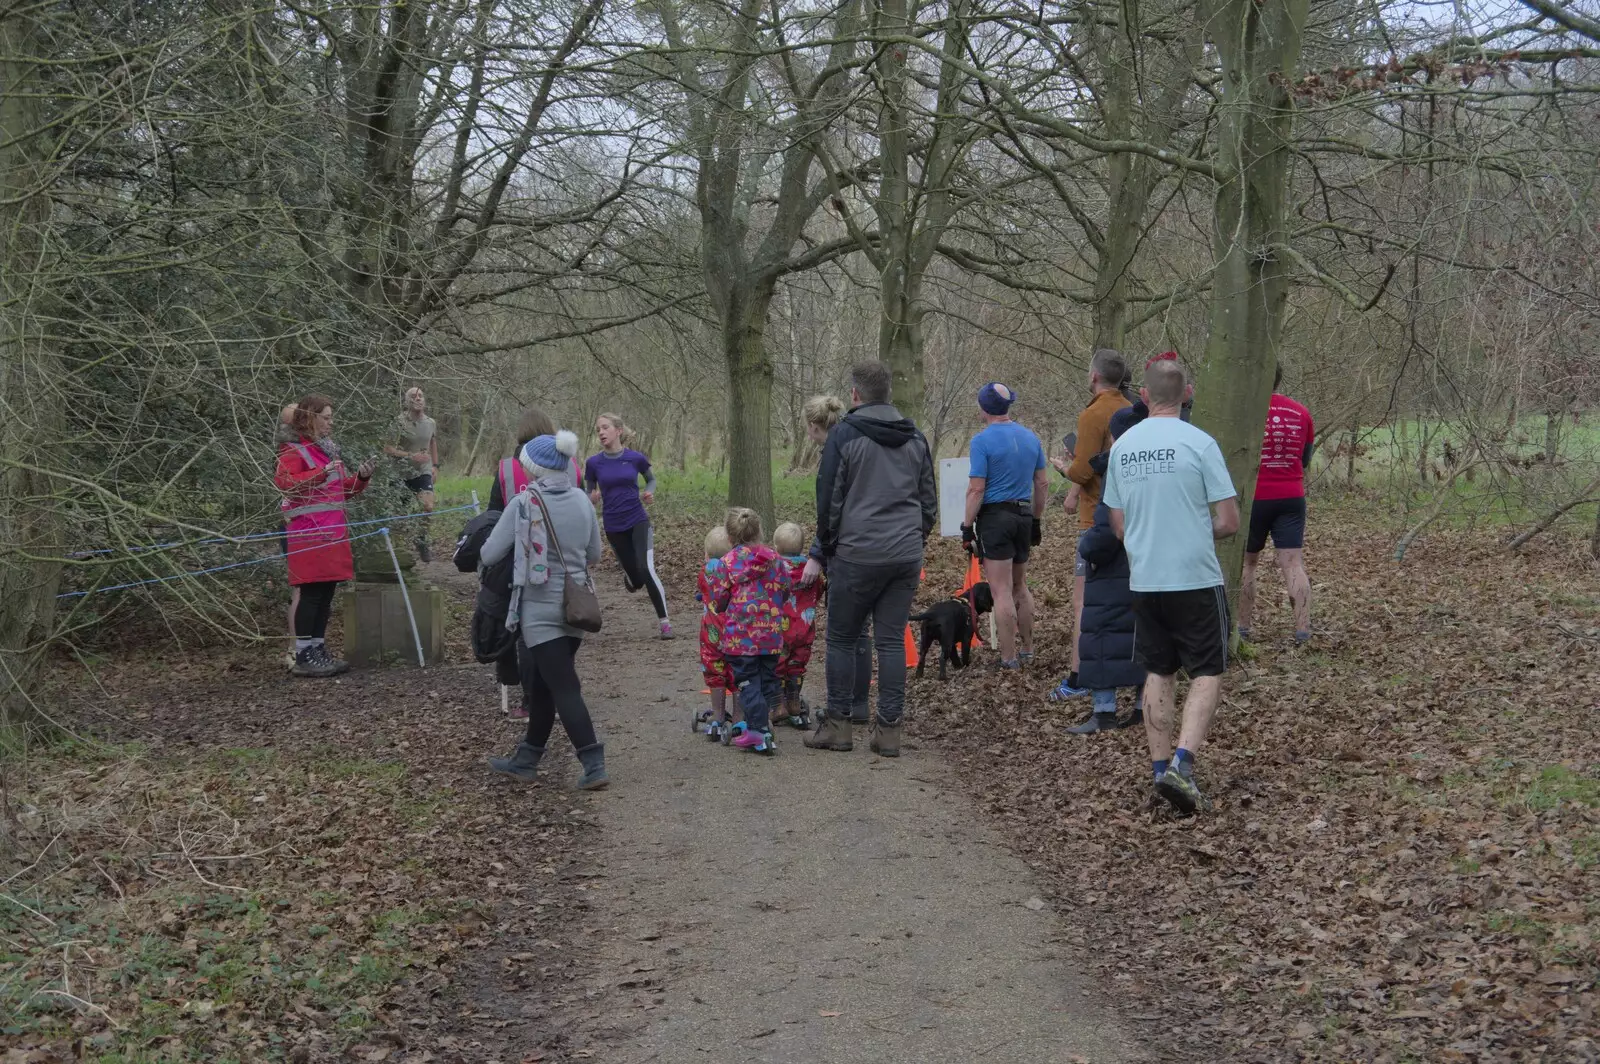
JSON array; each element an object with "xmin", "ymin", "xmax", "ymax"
[
  {"xmin": 1131, "ymin": 586, "xmax": 1231, "ymax": 679},
  {"xmin": 405, "ymin": 472, "xmax": 436, "ymax": 495},
  {"xmin": 975, "ymin": 503, "xmax": 1032, "ymax": 563},
  {"xmin": 1247, "ymin": 496, "xmax": 1306, "ymax": 553}
]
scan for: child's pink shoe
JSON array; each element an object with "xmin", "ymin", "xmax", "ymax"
[{"xmin": 731, "ymin": 724, "xmax": 774, "ymax": 755}]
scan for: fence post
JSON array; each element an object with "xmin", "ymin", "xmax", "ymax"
[
  {"xmin": 471, "ymin": 490, "xmax": 481, "ymax": 515},
  {"xmin": 381, "ymin": 527, "xmax": 426, "ymax": 668}
]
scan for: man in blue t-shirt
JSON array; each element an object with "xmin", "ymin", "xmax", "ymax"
[
  {"xmin": 1102, "ymin": 359, "xmax": 1239, "ymax": 815},
  {"xmin": 961, "ymin": 383, "xmax": 1047, "ymax": 669}
]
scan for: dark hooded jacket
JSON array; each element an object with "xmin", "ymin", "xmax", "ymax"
[{"xmin": 811, "ymin": 402, "xmax": 937, "ymax": 567}]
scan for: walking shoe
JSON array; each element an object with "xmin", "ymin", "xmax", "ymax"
[
  {"xmin": 576, "ymin": 742, "xmax": 610, "ymax": 789},
  {"xmin": 290, "ymin": 646, "xmax": 339, "ymax": 678},
  {"xmin": 731, "ymin": 724, "xmax": 774, "ymax": 755},
  {"xmin": 1293, "ymin": 629, "xmax": 1312, "ymax": 645},
  {"xmin": 869, "ymin": 718, "xmax": 902, "ymax": 758},
  {"xmin": 803, "ymin": 713, "xmax": 853, "ymax": 752},
  {"xmin": 658, "ymin": 620, "xmax": 675, "ymax": 640},
  {"xmin": 1047, "ymin": 676, "xmax": 1090, "ymax": 702},
  {"xmin": 314, "ymin": 645, "xmax": 350, "ymax": 675},
  {"xmin": 1155, "ymin": 766, "xmax": 1208, "ymax": 815},
  {"xmin": 415, "ymin": 538, "xmax": 432, "ymax": 563},
  {"xmin": 507, "ymin": 702, "xmax": 529, "ymax": 721},
  {"xmin": 1018, "ymin": 650, "xmax": 1034, "ymax": 665},
  {"xmin": 996, "ymin": 658, "xmax": 1021, "ymax": 671},
  {"xmin": 489, "ymin": 742, "xmax": 544, "ymax": 782},
  {"xmin": 1065, "ymin": 712, "xmax": 1120, "ymax": 735}
]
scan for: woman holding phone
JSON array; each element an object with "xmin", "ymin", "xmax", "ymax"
[{"xmin": 274, "ymin": 394, "xmax": 374, "ymax": 677}]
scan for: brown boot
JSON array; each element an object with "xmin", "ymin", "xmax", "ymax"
[
  {"xmin": 869, "ymin": 718, "xmax": 901, "ymax": 758},
  {"xmin": 803, "ymin": 713, "xmax": 853, "ymax": 752}
]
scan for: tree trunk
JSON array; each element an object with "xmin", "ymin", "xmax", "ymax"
[
  {"xmin": 1190, "ymin": 0, "xmax": 1309, "ymax": 602},
  {"xmin": 724, "ymin": 287, "xmax": 777, "ymax": 527},
  {"xmin": 873, "ymin": 0, "xmax": 967, "ymax": 419},
  {"xmin": 461, "ymin": 388, "xmax": 493, "ymax": 477},
  {"xmin": 1089, "ymin": 49, "xmax": 1160, "ymax": 351},
  {"xmin": 0, "ymin": 12, "xmax": 63, "ymax": 730},
  {"xmin": 1508, "ymin": 474, "xmax": 1600, "ymax": 551},
  {"xmin": 1544, "ymin": 411, "xmax": 1562, "ymax": 463},
  {"xmin": 1593, "ymin": 496, "xmax": 1600, "ymax": 561}
]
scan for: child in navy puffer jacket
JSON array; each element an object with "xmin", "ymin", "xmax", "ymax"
[{"xmin": 706, "ymin": 507, "xmax": 792, "ymax": 755}]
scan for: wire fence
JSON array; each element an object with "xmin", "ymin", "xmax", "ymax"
[
  {"xmin": 64, "ymin": 503, "xmax": 479, "ymax": 559},
  {"xmin": 56, "ymin": 501, "xmax": 481, "ymax": 600}
]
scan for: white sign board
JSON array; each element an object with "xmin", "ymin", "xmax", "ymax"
[{"xmin": 938, "ymin": 457, "xmax": 970, "ymax": 538}]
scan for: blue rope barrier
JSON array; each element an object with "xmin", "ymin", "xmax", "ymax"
[
  {"xmin": 65, "ymin": 503, "xmax": 478, "ymax": 559},
  {"xmin": 57, "ymin": 528, "xmax": 392, "ymax": 599}
]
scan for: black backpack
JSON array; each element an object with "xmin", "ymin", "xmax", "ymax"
[
  {"xmin": 453, "ymin": 509, "xmax": 499, "ymax": 572},
  {"xmin": 453, "ymin": 510, "xmax": 518, "ymax": 664}
]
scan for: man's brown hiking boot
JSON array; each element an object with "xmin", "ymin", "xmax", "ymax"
[
  {"xmin": 803, "ymin": 713, "xmax": 853, "ymax": 752},
  {"xmin": 869, "ymin": 719, "xmax": 901, "ymax": 758}
]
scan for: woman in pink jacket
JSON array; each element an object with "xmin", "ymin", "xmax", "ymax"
[{"xmin": 274, "ymin": 395, "xmax": 373, "ymax": 677}]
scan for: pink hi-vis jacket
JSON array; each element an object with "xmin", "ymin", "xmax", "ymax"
[{"xmin": 274, "ymin": 438, "xmax": 369, "ymax": 585}]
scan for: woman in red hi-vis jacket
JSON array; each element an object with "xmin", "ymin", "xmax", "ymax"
[{"xmin": 275, "ymin": 394, "xmax": 374, "ymax": 678}]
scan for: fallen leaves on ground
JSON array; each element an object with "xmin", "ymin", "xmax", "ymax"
[
  {"xmin": 3, "ymin": 566, "xmax": 616, "ymax": 1062},
  {"xmin": 903, "ymin": 506, "xmax": 1600, "ymax": 1062}
]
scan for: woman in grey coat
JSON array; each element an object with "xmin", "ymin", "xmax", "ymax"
[{"xmin": 482, "ymin": 430, "xmax": 609, "ymax": 789}]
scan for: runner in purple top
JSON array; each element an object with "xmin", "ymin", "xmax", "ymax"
[{"xmin": 586, "ymin": 412, "xmax": 672, "ymax": 638}]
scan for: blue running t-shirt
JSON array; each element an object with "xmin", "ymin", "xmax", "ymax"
[{"xmin": 968, "ymin": 420, "xmax": 1046, "ymax": 504}]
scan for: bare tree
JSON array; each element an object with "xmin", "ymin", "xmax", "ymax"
[{"xmin": 639, "ymin": 0, "xmax": 869, "ymax": 523}]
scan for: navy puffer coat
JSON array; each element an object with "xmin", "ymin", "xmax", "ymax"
[{"xmin": 1075, "ymin": 501, "xmax": 1147, "ymax": 691}]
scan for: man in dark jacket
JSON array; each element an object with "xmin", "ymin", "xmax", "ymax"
[{"xmin": 802, "ymin": 360, "xmax": 937, "ymax": 758}]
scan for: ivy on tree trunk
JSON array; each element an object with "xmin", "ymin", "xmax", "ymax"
[{"xmin": 1190, "ymin": 0, "xmax": 1310, "ymax": 604}]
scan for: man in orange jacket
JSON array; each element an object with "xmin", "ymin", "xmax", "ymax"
[{"xmin": 1051, "ymin": 348, "xmax": 1131, "ymax": 696}]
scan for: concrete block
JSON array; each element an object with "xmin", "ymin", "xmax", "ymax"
[{"xmin": 341, "ymin": 581, "xmax": 445, "ymax": 667}]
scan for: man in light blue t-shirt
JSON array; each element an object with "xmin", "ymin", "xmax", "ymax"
[
  {"xmin": 1102, "ymin": 359, "xmax": 1239, "ymax": 815},
  {"xmin": 961, "ymin": 383, "xmax": 1048, "ymax": 668}
]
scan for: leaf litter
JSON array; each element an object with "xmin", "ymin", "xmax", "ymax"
[
  {"xmin": 2, "ymin": 573, "xmax": 622, "ymax": 1062},
  {"xmin": 905, "ymin": 511, "xmax": 1600, "ymax": 1062},
  {"xmin": 7, "ymin": 506, "xmax": 1599, "ymax": 1062}
]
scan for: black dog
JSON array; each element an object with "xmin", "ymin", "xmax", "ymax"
[{"xmin": 910, "ymin": 582, "xmax": 994, "ymax": 681}]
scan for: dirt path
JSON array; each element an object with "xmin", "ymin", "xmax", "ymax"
[{"xmin": 569, "ymin": 582, "xmax": 1146, "ymax": 1063}]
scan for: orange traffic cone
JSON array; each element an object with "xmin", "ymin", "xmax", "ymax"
[
  {"xmin": 959, "ymin": 553, "xmax": 985, "ymax": 648},
  {"xmin": 960, "ymin": 553, "xmax": 982, "ymax": 592},
  {"xmin": 903, "ymin": 624, "xmax": 920, "ymax": 667}
]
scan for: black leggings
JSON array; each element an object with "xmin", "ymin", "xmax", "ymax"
[
  {"xmin": 519, "ymin": 636, "xmax": 599, "ymax": 751},
  {"xmin": 294, "ymin": 581, "xmax": 338, "ymax": 639},
  {"xmin": 606, "ymin": 522, "xmax": 668, "ymax": 620}
]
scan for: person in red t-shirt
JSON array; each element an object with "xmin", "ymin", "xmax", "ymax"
[{"xmin": 1239, "ymin": 365, "xmax": 1313, "ymax": 644}]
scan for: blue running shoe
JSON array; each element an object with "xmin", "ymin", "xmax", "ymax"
[{"xmin": 1048, "ymin": 676, "xmax": 1090, "ymax": 702}]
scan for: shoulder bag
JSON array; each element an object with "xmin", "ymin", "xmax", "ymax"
[{"xmin": 529, "ymin": 489, "xmax": 603, "ymax": 634}]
